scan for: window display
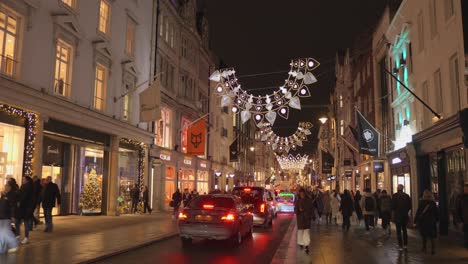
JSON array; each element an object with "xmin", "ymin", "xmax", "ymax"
[
  {"xmin": 392, "ymin": 173, "xmax": 410, "ymax": 195},
  {"xmin": 78, "ymin": 147, "xmax": 104, "ymax": 214},
  {"xmin": 118, "ymin": 148, "xmax": 139, "ymax": 214},
  {"xmin": 196, "ymin": 170, "xmax": 209, "ymax": 194},
  {"xmin": 179, "ymin": 169, "xmax": 194, "ymax": 191},
  {"xmin": 0, "ymin": 122, "xmax": 24, "ymax": 192},
  {"xmin": 165, "ymin": 166, "xmax": 175, "ymax": 209}
]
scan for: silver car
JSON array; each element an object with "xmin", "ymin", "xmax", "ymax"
[{"xmin": 178, "ymin": 194, "xmax": 254, "ymax": 247}]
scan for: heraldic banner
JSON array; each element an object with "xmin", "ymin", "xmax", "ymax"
[{"xmin": 187, "ymin": 119, "xmax": 206, "ymax": 156}]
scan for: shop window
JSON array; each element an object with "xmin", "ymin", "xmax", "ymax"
[
  {"xmin": 54, "ymin": 39, "xmax": 73, "ymax": 97},
  {"xmin": 0, "ymin": 122, "xmax": 25, "ymax": 193},
  {"xmin": 165, "ymin": 166, "xmax": 175, "ymax": 208},
  {"xmin": 392, "ymin": 173, "xmax": 411, "ymax": 195},
  {"xmin": 181, "ymin": 117, "xmax": 191, "ymax": 153},
  {"xmin": 93, "ymin": 63, "xmax": 108, "ymax": 111},
  {"xmin": 78, "ymin": 147, "xmax": 104, "ymax": 214},
  {"xmin": 0, "ymin": 9, "xmax": 19, "ymax": 77},
  {"xmin": 125, "ymin": 17, "xmax": 136, "ymax": 56},
  {"xmin": 446, "ymin": 148, "xmax": 466, "ymax": 228},
  {"xmin": 118, "ymin": 148, "xmax": 139, "ymax": 214},
  {"xmin": 98, "ymin": 0, "xmax": 111, "ymax": 35}
]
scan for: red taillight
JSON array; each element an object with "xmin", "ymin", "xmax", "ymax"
[
  {"xmin": 178, "ymin": 212, "xmax": 188, "ymax": 220},
  {"xmin": 260, "ymin": 203, "xmax": 265, "ymax": 213},
  {"xmin": 203, "ymin": 204, "xmax": 214, "ymax": 210},
  {"xmin": 221, "ymin": 214, "xmax": 236, "ymax": 221},
  {"xmin": 244, "ymin": 188, "xmax": 251, "ymax": 192}
]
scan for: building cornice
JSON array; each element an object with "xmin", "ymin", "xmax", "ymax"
[{"xmin": 412, "ymin": 113, "xmax": 460, "ymax": 143}]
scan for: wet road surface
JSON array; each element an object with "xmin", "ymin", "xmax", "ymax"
[{"xmin": 94, "ymin": 213, "xmax": 294, "ymax": 264}]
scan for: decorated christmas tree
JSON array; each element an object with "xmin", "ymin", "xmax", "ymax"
[{"xmin": 79, "ymin": 168, "xmax": 102, "ymax": 213}]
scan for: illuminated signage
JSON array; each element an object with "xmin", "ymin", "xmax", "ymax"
[
  {"xmin": 200, "ymin": 162, "xmax": 207, "ymax": 168},
  {"xmin": 160, "ymin": 153, "xmax": 171, "ymax": 161},
  {"xmin": 183, "ymin": 158, "xmax": 192, "ymax": 165},
  {"xmin": 392, "ymin": 157, "xmax": 402, "ymax": 164}
]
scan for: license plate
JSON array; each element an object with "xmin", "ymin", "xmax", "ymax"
[{"xmin": 195, "ymin": 215, "xmax": 212, "ymax": 222}]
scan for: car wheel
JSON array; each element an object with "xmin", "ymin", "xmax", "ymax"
[
  {"xmin": 232, "ymin": 229, "xmax": 242, "ymax": 246},
  {"xmin": 181, "ymin": 237, "xmax": 192, "ymax": 247}
]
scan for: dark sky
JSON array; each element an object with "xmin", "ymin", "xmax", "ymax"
[{"xmin": 202, "ymin": 0, "xmax": 387, "ymax": 155}]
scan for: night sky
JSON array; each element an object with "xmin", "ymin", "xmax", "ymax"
[{"xmin": 202, "ymin": 0, "xmax": 387, "ymax": 155}]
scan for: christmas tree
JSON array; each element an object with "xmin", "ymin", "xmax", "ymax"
[{"xmin": 79, "ymin": 168, "xmax": 102, "ymax": 213}]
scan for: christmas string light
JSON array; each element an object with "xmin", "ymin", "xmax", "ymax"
[
  {"xmin": 120, "ymin": 138, "xmax": 146, "ymax": 193},
  {"xmin": 276, "ymin": 154, "xmax": 309, "ymax": 171},
  {"xmin": 258, "ymin": 122, "xmax": 312, "ymax": 154},
  {"xmin": 210, "ymin": 58, "xmax": 319, "ymax": 127},
  {"xmin": 0, "ymin": 104, "xmax": 38, "ymax": 177}
]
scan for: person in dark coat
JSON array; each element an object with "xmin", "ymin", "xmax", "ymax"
[
  {"xmin": 354, "ymin": 191, "xmax": 363, "ymax": 226},
  {"xmin": 380, "ymin": 190, "xmax": 392, "ymax": 236},
  {"xmin": 16, "ymin": 176, "xmax": 34, "ymax": 244},
  {"xmin": 142, "ymin": 185, "xmax": 152, "ymax": 214},
  {"xmin": 457, "ymin": 183, "xmax": 468, "ymax": 248},
  {"xmin": 415, "ymin": 190, "xmax": 439, "ymax": 254},
  {"xmin": 31, "ymin": 176, "xmax": 42, "ymax": 228},
  {"xmin": 0, "ymin": 181, "xmax": 18, "ymax": 253},
  {"xmin": 373, "ymin": 189, "xmax": 382, "ymax": 225},
  {"xmin": 311, "ymin": 188, "xmax": 324, "ymax": 224},
  {"xmin": 340, "ymin": 189, "xmax": 354, "ymax": 231},
  {"xmin": 295, "ymin": 188, "xmax": 312, "ymax": 253},
  {"xmin": 172, "ymin": 189, "xmax": 182, "ymax": 218},
  {"xmin": 42, "ymin": 176, "xmax": 61, "ymax": 232},
  {"xmin": 182, "ymin": 188, "xmax": 192, "ymax": 208},
  {"xmin": 130, "ymin": 184, "xmax": 140, "ymax": 214},
  {"xmin": 391, "ymin": 184, "xmax": 412, "ymax": 251}
]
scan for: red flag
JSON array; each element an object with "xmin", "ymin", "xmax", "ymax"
[{"xmin": 187, "ymin": 119, "xmax": 206, "ymax": 156}]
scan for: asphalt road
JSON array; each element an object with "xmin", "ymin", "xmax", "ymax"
[{"xmin": 94, "ymin": 213, "xmax": 294, "ymax": 264}]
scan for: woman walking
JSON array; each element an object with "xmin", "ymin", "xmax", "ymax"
[
  {"xmin": 322, "ymin": 190, "xmax": 332, "ymax": 224},
  {"xmin": 354, "ymin": 190, "xmax": 363, "ymax": 226},
  {"xmin": 331, "ymin": 190, "xmax": 341, "ymax": 225},
  {"xmin": 340, "ymin": 190, "xmax": 354, "ymax": 231},
  {"xmin": 295, "ymin": 188, "xmax": 312, "ymax": 253},
  {"xmin": 414, "ymin": 190, "xmax": 439, "ymax": 254}
]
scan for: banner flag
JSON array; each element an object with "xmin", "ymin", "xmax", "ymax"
[
  {"xmin": 186, "ymin": 119, "xmax": 206, "ymax": 156},
  {"xmin": 356, "ymin": 110, "xmax": 380, "ymax": 156}
]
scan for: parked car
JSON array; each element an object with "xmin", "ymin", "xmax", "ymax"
[
  {"xmin": 232, "ymin": 186, "xmax": 275, "ymax": 228},
  {"xmin": 178, "ymin": 194, "xmax": 253, "ymax": 247},
  {"xmin": 276, "ymin": 192, "xmax": 295, "ymax": 213}
]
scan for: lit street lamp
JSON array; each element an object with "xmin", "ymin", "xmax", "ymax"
[{"xmin": 250, "ymin": 146, "xmax": 255, "ymax": 152}]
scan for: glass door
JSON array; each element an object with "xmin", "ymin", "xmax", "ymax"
[{"xmin": 41, "ymin": 165, "xmax": 62, "ymax": 215}]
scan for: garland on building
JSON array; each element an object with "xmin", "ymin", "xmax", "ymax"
[
  {"xmin": 0, "ymin": 104, "xmax": 38, "ymax": 177},
  {"xmin": 120, "ymin": 138, "xmax": 145, "ymax": 193}
]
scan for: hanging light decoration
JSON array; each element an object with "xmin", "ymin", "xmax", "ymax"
[
  {"xmin": 259, "ymin": 122, "xmax": 312, "ymax": 154},
  {"xmin": 276, "ymin": 154, "xmax": 309, "ymax": 171},
  {"xmin": 210, "ymin": 58, "xmax": 319, "ymax": 126}
]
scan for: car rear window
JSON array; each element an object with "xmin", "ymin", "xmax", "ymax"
[
  {"xmin": 232, "ymin": 187, "xmax": 264, "ymax": 204},
  {"xmin": 188, "ymin": 196, "xmax": 235, "ymax": 209},
  {"xmin": 278, "ymin": 193, "xmax": 294, "ymax": 202}
]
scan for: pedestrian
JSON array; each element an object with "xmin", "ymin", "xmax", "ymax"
[
  {"xmin": 182, "ymin": 188, "xmax": 192, "ymax": 208},
  {"xmin": 380, "ymin": 190, "xmax": 392, "ymax": 236},
  {"xmin": 16, "ymin": 176, "xmax": 34, "ymax": 244},
  {"xmin": 331, "ymin": 190, "xmax": 341, "ymax": 225},
  {"xmin": 340, "ymin": 189, "xmax": 354, "ymax": 231},
  {"xmin": 0, "ymin": 181, "xmax": 18, "ymax": 253},
  {"xmin": 415, "ymin": 190, "xmax": 439, "ymax": 255},
  {"xmin": 391, "ymin": 184, "xmax": 412, "ymax": 251},
  {"xmin": 360, "ymin": 188, "xmax": 376, "ymax": 232},
  {"xmin": 457, "ymin": 183, "xmax": 468, "ymax": 249},
  {"xmin": 42, "ymin": 176, "xmax": 61, "ymax": 233},
  {"xmin": 171, "ymin": 189, "xmax": 182, "ymax": 219},
  {"xmin": 374, "ymin": 189, "xmax": 382, "ymax": 226},
  {"xmin": 142, "ymin": 185, "xmax": 152, "ymax": 214},
  {"xmin": 312, "ymin": 188, "xmax": 324, "ymax": 224},
  {"xmin": 354, "ymin": 190, "xmax": 363, "ymax": 226},
  {"xmin": 31, "ymin": 176, "xmax": 42, "ymax": 229},
  {"xmin": 322, "ymin": 190, "xmax": 332, "ymax": 225},
  {"xmin": 130, "ymin": 184, "xmax": 140, "ymax": 214},
  {"xmin": 294, "ymin": 188, "xmax": 312, "ymax": 253}
]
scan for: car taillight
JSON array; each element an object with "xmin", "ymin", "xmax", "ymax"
[
  {"xmin": 221, "ymin": 214, "xmax": 236, "ymax": 221},
  {"xmin": 203, "ymin": 204, "xmax": 214, "ymax": 210},
  {"xmin": 260, "ymin": 203, "xmax": 265, "ymax": 213},
  {"xmin": 178, "ymin": 212, "xmax": 188, "ymax": 220}
]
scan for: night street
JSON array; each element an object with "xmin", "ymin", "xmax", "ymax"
[{"xmin": 95, "ymin": 214, "xmax": 294, "ymax": 264}]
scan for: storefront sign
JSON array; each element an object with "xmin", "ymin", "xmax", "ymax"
[
  {"xmin": 373, "ymin": 161, "xmax": 384, "ymax": 173},
  {"xmin": 199, "ymin": 162, "xmax": 207, "ymax": 168},
  {"xmin": 160, "ymin": 153, "xmax": 171, "ymax": 161},
  {"xmin": 42, "ymin": 136, "xmax": 64, "ymax": 166},
  {"xmin": 392, "ymin": 157, "xmax": 402, "ymax": 164},
  {"xmin": 183, "ymin": 158, "xmax": 192, "ymax": 165}
]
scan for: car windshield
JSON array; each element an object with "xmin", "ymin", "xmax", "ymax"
[
  {"xmin": 232, "ymin": 188, "xmax": 263, "ymax": 204},
  {"xmin": 188, "ymin": 196, "xmax": 235, "ymax": 209}
]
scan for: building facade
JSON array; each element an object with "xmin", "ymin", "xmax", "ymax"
[{"xmin": 0, "ymin": 0, "xmax": 158, "ymax": 216}]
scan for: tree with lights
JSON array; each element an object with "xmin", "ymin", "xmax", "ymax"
[{"xmin": 79, "ymin": 168, "xmax": 102, "ymax": 213}]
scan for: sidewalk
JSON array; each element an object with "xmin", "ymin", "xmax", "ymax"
[
  {"xmin": 0, "ymin": 211, "xmax": 178, "ymax": 264},
  {"xmin": 273, "ymin": 217, "xmax": 468, "ymax": 264}
]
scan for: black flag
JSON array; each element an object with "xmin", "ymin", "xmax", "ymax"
[
  {"xmin": 356, "ymin": 110, "xmax": 380, "ymax": 156},
  {"xmin": 321, "ymin": 150, "xmax": 334, "ymax": 174},
  {"xmin": 229, "ymin": 138, "xmax": 239, "ymax": 162}
]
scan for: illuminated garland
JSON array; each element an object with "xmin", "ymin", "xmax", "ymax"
[
  {"xmin": 210, "ymin": 58, "xmax": 319, "ymax": 127},
  {"xmin": 276, "ymin": 154, "xmax": 309, "ymax": 171},
  {"xmin": 0, "ymin": 104, "xmax": 37, "ymax": 177},
  {"xmin": 120, "ymin": 138, "xmax": 146, "ymax": 193},
  {"xmin": 259, "ymin": 122, "xmax": 312, "ymax": 153}
]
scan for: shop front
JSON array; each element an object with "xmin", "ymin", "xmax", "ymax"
[
  {"xmin": 196, "ymin": 160, "xmax": 209, "ymax": 195},
  {"xmin": 158, "ymin": 150, "xmax": 175, "ymax": 210},
  {"xmin": 179, "ymin": 156, "xmax": 195, "ymax": 191},
  {"xmin": 42, "ymin": 118, "xmax": 110, "ymax": 215},
  {"xmin": 387, "ymin": 148, "xmax": 411, "ymax": 195},
  {"xmin": 413, "ymin": 109, "xmax": 468, "ymax": 235}
]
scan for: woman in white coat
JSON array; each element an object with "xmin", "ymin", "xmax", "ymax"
[{"xmin": 330, "ymin": 190, "xmax": 341, "ymax": 225}]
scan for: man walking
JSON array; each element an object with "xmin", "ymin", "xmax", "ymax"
[
  {"xmin": 42, "ymin": 176, "xmax": 61, "ymax": 232},
  {"xmin": 361, "ymin": 188, "xmax": 376, "ymax": 232},
  {"xmin": 392, "ymin": 184, "xmax": 412, "ymax": 251},
  {"xmin": 457, "ymin": 183, "xmax": 468, "ymax": 248},
  {"xmin": 130, "ymin": 184, "xmax": 140, "ymax": 214}
]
